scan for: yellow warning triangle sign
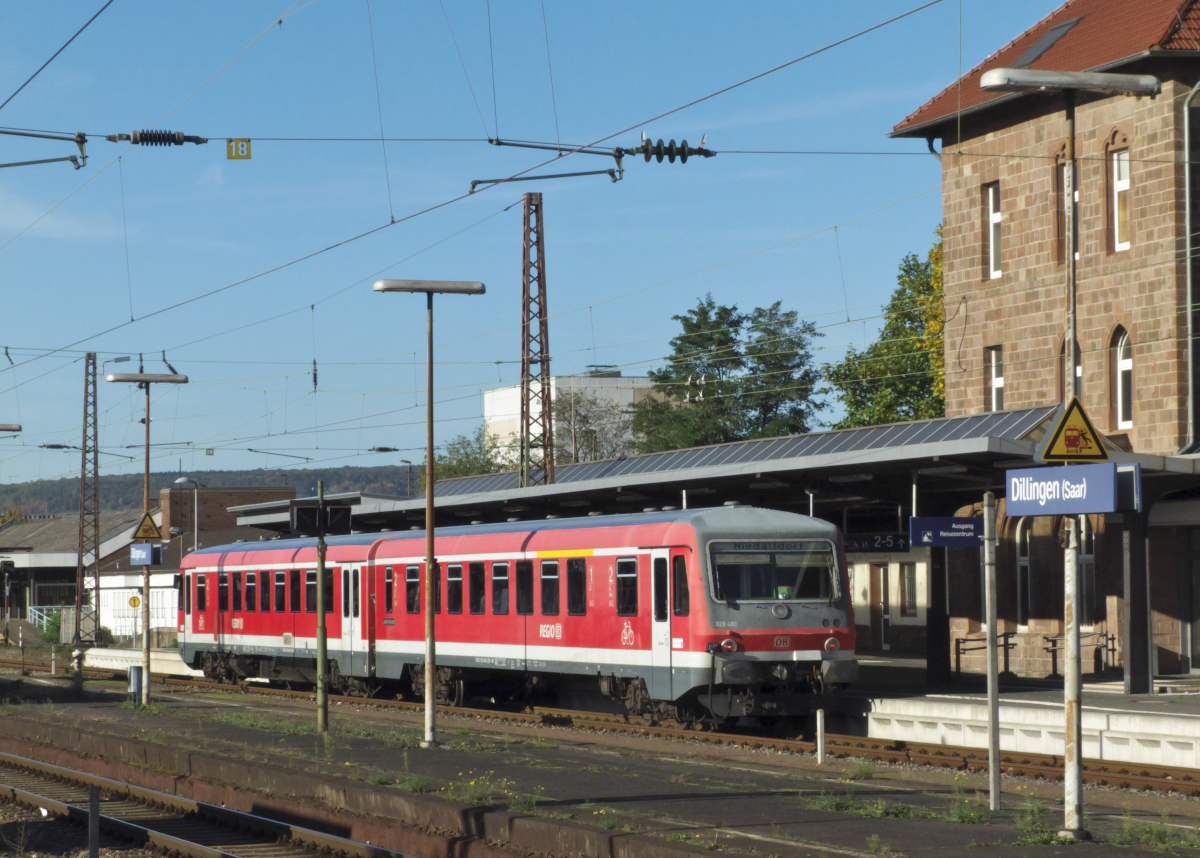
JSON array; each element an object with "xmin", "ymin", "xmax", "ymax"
[
  {"xmin": 1039, "ymin": 396, "xmax": 1109, "ymax": 463},
  {"xmin": 132, "ymin": 512, "xmax": 163, "ymax": 541}
]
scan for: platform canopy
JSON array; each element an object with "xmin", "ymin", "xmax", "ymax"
[{"xmin": 230, "ymin": 406, "xmax": 1200, "ymax": 534}]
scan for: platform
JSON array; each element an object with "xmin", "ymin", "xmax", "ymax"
[
  {"xmin": 83, "ymin": 646, "xmax": 202, "ymax": 677},
  {"xmin": 861, "ymin": 662, "xmax": 1200, "ymax": 768}
]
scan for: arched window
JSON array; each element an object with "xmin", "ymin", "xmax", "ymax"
[
  {"xmin": 1113, "ymin": 329, "xmax": 1133, "ymax": 430},
  {"xmin": 1015, "ymin": 517, "xmax": 1031, "ymax": 627}
]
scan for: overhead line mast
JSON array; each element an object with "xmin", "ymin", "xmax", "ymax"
[
  {"xmin": 74, "ymin": 353, "xmax": 100, "ymax": 645},
  {"xmin": 520, "ymin": 192, "xmax": 554, "ymax": 488}
]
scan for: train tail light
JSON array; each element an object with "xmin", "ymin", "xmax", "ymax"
[
  {"xmin": 824, "ymin": 637, "xmax": 840, "ymax": 654},
  {"xmin": 721, "ymin": 638, "xmax": 740, "ymax": 654}
]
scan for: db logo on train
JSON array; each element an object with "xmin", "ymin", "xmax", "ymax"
[
  {"xmin": 773, "ymin": 636, "xmax": 791, "ymax": 649},
  {"xmin": 620, "ymin": 621, "xmax": 635, "ymax": 646}
]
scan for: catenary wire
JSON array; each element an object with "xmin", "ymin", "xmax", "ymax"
[{"xmin": 0, "ymin": 0, "xmax": 114, "ymax": 114}]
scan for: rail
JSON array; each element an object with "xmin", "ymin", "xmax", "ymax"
[{"xmin": 0, "ymin": 749, "xmax": 413, "ymax": 858}]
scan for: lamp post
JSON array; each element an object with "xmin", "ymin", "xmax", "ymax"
[
  {"xmin": 107, "ymin": 371, "xmax": 188, "ymax": 705},
  {"xmin": 174, "ymin": 476, "xmax": 203, "ymax": 554},
  {"xmin": 374, "ymin": 279, "xmax": 485, "ymax": 748},
  {"xmin": 981, "ymin": 67, "xmax": 1160, "ymax": 841}
]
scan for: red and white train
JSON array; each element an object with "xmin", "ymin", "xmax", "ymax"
[{"xmin": 177, "ymin": 506, "xmax": 857, "ymax": 722}]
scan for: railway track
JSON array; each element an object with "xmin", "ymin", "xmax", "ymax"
[
  {"xmin": 6, "ymin": 655, "xmax": 1200, "ymax": 798},
  {"xmin": 0, "ymin": 749, "xmax": 409, "ymax": 858}
]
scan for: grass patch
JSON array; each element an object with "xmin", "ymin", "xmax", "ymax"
[
  {"xmin": 844, "ymin": 758, "xmax": 876, "ymax": 780},
  {"xmin": 1108, "ymin": 807, "xmax": 1200, "ymax": 850},
  {"xmin": 400, "ymin": 776, "xmax": 434, "ymax": 793},
  {"xmin": 540, "ymin": 811, "xmax": 573, "ymax": 821},
  {"xmin": 368, "ymin": 774, "xmax": 391, "ymax": 786},
  {"xmin": 212, "ymin": 712, "xmax": 315, "ymax": 735},
  {"xmin": 865, "ymin": 834, "xmax": 893, "ymax": 855},
  {"xmin": 118, "ymin": 700, "xmax": 170, "ymax": 717},
  {"xmin": 443, "ymin": 770, "xmax": 532, "ymax": 807},
  {"xmin": 803, "ymin": 790, "xmax": 857, "ymax": 813}
]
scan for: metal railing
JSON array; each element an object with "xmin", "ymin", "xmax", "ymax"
[
  {"xmin": 954, "ymin": 632, "xmax": 1017, "ymax": 677},
  {"xmin": 26, "ymin": 607, "xmax": 62, "ymax": 633},
  {"xmin": 1043, "ymin": 631, "xmax": 1116, "ymax": 674}
]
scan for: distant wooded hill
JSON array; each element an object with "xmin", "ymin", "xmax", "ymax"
[{"xmin": 0, "ymin": 465, "xmax": 419, "ymax": 516}]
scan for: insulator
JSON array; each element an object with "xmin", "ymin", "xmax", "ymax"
[
  {"xmin": 679, "ymin": 140, "xmax": 689, "ymax": 164},
  {"xmin": 130, "ymin": 129, "xmax": 184, "ymax": 146},
  {"xmin": 654, "ymin": 139, "xmax": 665, "ymax": 163},
  {"xmin": 667, "ymin": 140, "xmax": 678, "ymax": 163}
]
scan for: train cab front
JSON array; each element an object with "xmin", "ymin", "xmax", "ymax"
[{"xmin": 692, "ymin": 534, "xmax": 857, "ymax": 722}]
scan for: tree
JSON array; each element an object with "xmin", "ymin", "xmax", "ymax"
[
  {"xmin": 419, "ymin": 425, "xmax": 505, "ymax": 489},
  {"xmin": 552, "ymin": 388, "xmax": 636, "ymax": 463},
  {"xmin": 632, "ymin": 294, "xmax": 823, "ymax": 453},
  {"xmin": 823, "ymin": 228, "xmax": 945, "ymax": 428}
]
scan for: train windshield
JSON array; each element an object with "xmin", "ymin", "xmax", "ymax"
[{"xmin": 709, "ymin": 540, "xmax": 838, "ymax": 602}]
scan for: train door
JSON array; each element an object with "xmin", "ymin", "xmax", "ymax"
[
  {"xmin": 342, "ymin": 565, "xmax": 365, "ymax": 676},
  {"xmin": 649, "ymin": 549, "xmax": 672, "ymax": 700},
  {"xmin": 669, "ymin": 549, "xmax": 691, "ymax": 699},
  {"xmin": 194, "ymin": 571, "xmax": 215, "ymax": 640}
]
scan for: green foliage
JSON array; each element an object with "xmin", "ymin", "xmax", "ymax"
[
  {"xmin": 42, "ymin": 612, "xmax": 62, "ymax": 645},
  {"xmin": 400, "ymin": 775, "xmax": 434, "ymax": 793},
  {"xmin": 632, "ymin": 295, "xmax": 822, "ymax": 453},
  {"xmin": 1108, "ymin": 807, "xmax": 1200, "ymax": 849},
  {"xmin": 421, "ymin": 425, "xmax": 506, "ymax": 489},
  {"xmin": 824, "ymin": 228, "xmax": 944, "ymax": 428}
]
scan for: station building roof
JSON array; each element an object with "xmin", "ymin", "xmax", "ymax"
[{"xmin": 231, "ymin": 406, "xmax": 1200, "ymax": 535}]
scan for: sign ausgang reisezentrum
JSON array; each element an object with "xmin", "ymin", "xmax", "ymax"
[{"xmin": 909, "ymin": 517, "xmax": 984, "ymax": 547}]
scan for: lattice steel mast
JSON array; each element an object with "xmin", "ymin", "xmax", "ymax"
[
  {"xmin": 519, "ymin": 192, "xmax": 554, "ymax": 486},
  {"xmin": 74, "ymin": 353, "xmax": 100, "ymax": 644}
]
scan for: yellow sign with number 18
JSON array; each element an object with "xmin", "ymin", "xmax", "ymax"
[{"xmin": 226, "ymin": 139, "xmax": 251, "ymax": 160}]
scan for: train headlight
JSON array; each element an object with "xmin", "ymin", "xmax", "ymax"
[
  {"xmin": 823, "ymin": 636, "xmax": 840, "ymax": 654},
  {"xmin": 721, "ymin": 638, "xmax": 740, "ymax": 654},
  {"xmin": 772, "ymin": 664, "xmax": 790, "ymax": 681}
]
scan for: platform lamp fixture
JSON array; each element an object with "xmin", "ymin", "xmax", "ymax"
[
  {"xmin": 107, "ymin": 368, "xmax": 188, "ymax": 705},
  {"xmin": 374, "ymin": 279, "xmax": 485, "ymax": 748},
  {"xmin": 174, "ymin": 476, "xmax": 203, "ymax": 553},
  {"xmin": 980, "ymin": 66, "xmax": 1160, "ymax": 842}
]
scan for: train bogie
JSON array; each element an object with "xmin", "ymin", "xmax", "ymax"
[{"xmin": 178, "ymin": 507, "xmax": 857, "ymax": 720}]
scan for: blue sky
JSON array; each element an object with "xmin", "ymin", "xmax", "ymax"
[{"xmin": 0, "ymin": 0, "xmax": 1056, "ymax": 485}]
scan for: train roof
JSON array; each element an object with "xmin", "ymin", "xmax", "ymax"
[{"xmin": 188, "ymin": 506, "xmax": 836, "ymax": 558}]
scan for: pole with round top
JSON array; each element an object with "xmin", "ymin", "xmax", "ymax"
[
  {"xmin": 374, "ymin": 279, "xmax": 485, "ymax": 748},
  {"xmin": 107, "ymin": 371, "xmax": 188, "ymax": 704}
]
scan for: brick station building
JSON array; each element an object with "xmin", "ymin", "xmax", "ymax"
[{"xmin": 891, "ymin": 0, "xmax": 1200, "ymax": 678}]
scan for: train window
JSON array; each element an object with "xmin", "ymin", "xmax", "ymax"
[
  {"xmin": 342, "ymin": 570, "xmax": 351, "ymax": 618},
  {"xmin": 540, "ymin": 562, "xmax": 559, "ymax": 616},
  {"xmin": 323, "ymin": 568, "xmax": 333, "ymax": 613},
  {"xmin": 185, "ymin": 574, "xmax": 192, "ymax": 615},
  {"xmin": 385, "ymin": 567, "xmax": 394, "ymax": 613},
  {"xmin": 432, "ymin": 564, "xmax": 441, "ymax": 614},
  {"xmin": 305, "ymin": 570, "xmax": 317, "ymax": 613},
  {"xmin": 566, "ymin": 559, "xmax": 586, "ymax": 616},
  {"xmin": 218, "ymin": 572, "xmax": 229, "ymax": 612},
  {"xmin": 492, "ymin": 563, "xmax": 509, "ymax": 615},
  {"xmin": 406, "ymin": 565, "xmax": 420, "ymax": 614},
  {"xmin": 261, "ymin": 572, "xmax": 272, "ymax": 613},
  {"xmin": 196, "ymin": 575, "xmax": 206, "ymax": 612},
  {"xmin": 653, "ymin": 558, "xmax": 668, "ymax": 622},
  {"xmin": 232, "ymin": 573, "xmax": 243, "ymax": 612},
  {"xmin": 709, "ymin": 541, "xmax": 836, "ymax": 602},
  {"xmin": 245, "ymin": 572, "xmax": 256, "ymax": 613},
  {"xmin": 289, "ymin": 569, "xmax": 301, "ymax": 613},
  {"xmin": 176, "ymin": 575, "xmax": 184, "ymax": 612},
  {"xmin": 516, "ymin": 561, "xmax": 533, "ymax": 615},
  {"xmin": 352, "ymin": 568, "xmax": 360, "ymax": 618},
  {"xmin": 616, "ymin": 558, "xmax": 638, "ymax": 616},
  {"xmin": 672, "ymin": 556, "xmax": 689, "ymax": 616},
  {"xmin": 275, "ymin": 572, "xmax": 286, "ymax": 612},
  {"xmin": 447, "ymin": 564, "xmax": 463, "ymax": 614},
  {"xmin": 468, "ymin": 563, "xmax": 486, "ymax": 614}
]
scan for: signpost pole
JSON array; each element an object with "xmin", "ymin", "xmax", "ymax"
[
  {"xmin": 983, "ymin": 492, "xmax": 1000, "ymax": 811},
  {"xmin": 1060, "ymin": 517, "xmax": 1087, "ymax": 840},
  {"xmin": 141, "ymin": 382, "xmax": 151, "ymax": 706},
  {"xmin": 316, "ymin": 480, "xmax": 328, "ymax": 733}
]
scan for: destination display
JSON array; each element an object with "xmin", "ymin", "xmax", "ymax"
[{"xmin": 909, "ymin": 517, "xmax": 984, "ymax": 548}]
